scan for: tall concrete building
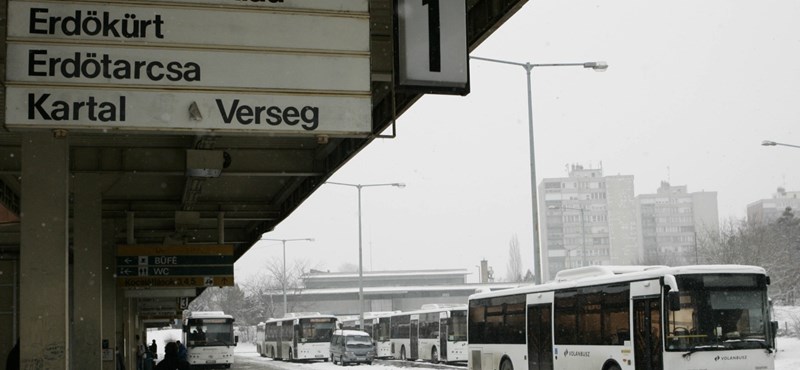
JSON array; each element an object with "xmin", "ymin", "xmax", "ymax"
[
  {"xmin": 747, "ymin": 187, "xmax": 800, "ymax": 226},
  {"xmin": 637, "ymin": 182, "xmax": 719, "ymax": 265},
  {"xmin": 538, "ymin": 165, "xmax": 639, "ymax": 281}
]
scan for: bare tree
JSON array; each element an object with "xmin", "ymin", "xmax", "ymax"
[
  {"xmin": 697, "ymin": 212, "xmax": 800, "ymax": 305},
  {"xmin": 506, "ymin": 235, "xmax": 523, "ymax": 282}
]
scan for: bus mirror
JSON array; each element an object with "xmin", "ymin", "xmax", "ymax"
[
  {"xmin": 668, "ymin": 291, "xmax": 681, "ymax": 311},
  {"xmin": 663, "ymin": 274, "xmax": 679, "ymax": 292}
]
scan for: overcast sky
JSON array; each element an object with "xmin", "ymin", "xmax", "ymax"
[{"xmin": 235, "ymin": 0, "xmax": 800, "ymax": 283}]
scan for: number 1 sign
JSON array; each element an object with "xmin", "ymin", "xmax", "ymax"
[{"xmin": 395, "ymin": 0, "xmax": 469, "ymax": 95}]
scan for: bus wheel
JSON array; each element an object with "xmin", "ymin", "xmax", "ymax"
[
  {"xmin": 400, "ymin": 346, "xmax": 406, "ymax": 361},
  {"xmin": 606, "ymin": 364, "xmax": 622, "ymax": 370},
  {"xmin": 500, "ymin": 358, "xmax": 514, "ymax": 370},
  {"xmin": 431, "ymin": 347, "xmax": 439, "ymax": 364}
]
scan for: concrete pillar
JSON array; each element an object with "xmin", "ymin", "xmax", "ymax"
[
  {"xmin": 0, "ymin": 260, "xmax": 18, "ymax": 363},
  {"xmin": 20, "ymin": 132, "xmax": 70, "ymax": 369},
  {"xmin": 74, "ymin": 174, "xmax": 104, "ymax": 368},
  {"xmin": 102, "ymin": 219, "xmax": 118, "ymax": 370}
]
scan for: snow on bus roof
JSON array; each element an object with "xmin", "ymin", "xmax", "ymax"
[
  {"xmin": 185, "ymin": 311, "xmax": 233, "ymax": 319},
  {"xmin": 469, "ymin": 264, "xmax": 768, "ymax": 301}
]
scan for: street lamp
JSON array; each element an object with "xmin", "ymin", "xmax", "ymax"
[
  {"xmin": 326, "ymin": 181, "xmax": 405, "ymax": 329},
  {"xmin": 471, "ymin": 55, "xmax": 607, "ymax": 284},
  {"xmin": 549, "ymin": 205, "xmax": 587, "ymax": 268},
  {"xmin": 261, "ymin": 237, "xmax": 314, "ymax": 316},
  {"xmin": 762, "ymin": 140, "xmax": 800, "ymax": 149}
]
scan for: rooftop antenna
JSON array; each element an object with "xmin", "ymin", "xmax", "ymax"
[{"xmin": 667, "ymin": 166, "xmax": 671, "ymax": 184}]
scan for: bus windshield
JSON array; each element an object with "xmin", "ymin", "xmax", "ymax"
[
  {"xmin": 666, "ymin": 274, "xmax": 771, "ymax": 352},
  {"xmin": 186, "ymin": 320, "xmax": 234, "ymax": 347},
  {"xmin": 448, "ymin": 310, "xmax": 467, "ymax": 342},
  {"xmin": 298, "ymin": 318, "xmax": 336, "ymax": 343}
]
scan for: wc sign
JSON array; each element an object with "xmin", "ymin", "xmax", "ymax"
[{"xmin": 395, "ymin": 0, "xmax": 469, "ymax": 94}]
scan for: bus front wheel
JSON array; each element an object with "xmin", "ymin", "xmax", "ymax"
[
  {"xmin": 500, "ymin": 358, "xmax": 514, "ymax": 370},
  {"xmin": 431, "ymin": 347, "xmax": 439, "ymax": 364}
]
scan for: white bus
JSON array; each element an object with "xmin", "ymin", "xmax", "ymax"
[
  {"xmin": 258, "ymin": 312, "xmax": 338, "ymax": 361},
  {"xmin": 182, "ymin": 311, "xmax": 237, "ymax": 369},
  {"xmin": 340, "ymin": 312, "xmax": 398, "ymax": 358},
  {"xmin": 468, "ymin": 265, "xmax": 777, "ymax": 370},
  {"xmin": 389, "ymin": 304, "xmax": 468, "ymax": 363}
]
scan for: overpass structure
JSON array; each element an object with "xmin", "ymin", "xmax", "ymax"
[{"xmin": 0, "ymin": 0, "xmax": 528, "ymax": 368}]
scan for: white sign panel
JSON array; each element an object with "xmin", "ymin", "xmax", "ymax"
[
  {"xmin": 7, "ymin": 44, "xmax": 369, "ymax": 92},
  {"xmin": 8, "ymin": 2, "xmax": 369, "ymax": 52},
  {"xmin": 396, "ymin": 0, "xmax": 469, "ymax": 94},
  {"xmin": 5, "ymin": 0, "xmax": 372, "ymax": 135},
  {"xmin": 6, "ymin": 87, "xmax": 371, "ymax": 135},
  {"xmin": 149, "ymin": 0, "xmax": 368, "ymax": 13}
]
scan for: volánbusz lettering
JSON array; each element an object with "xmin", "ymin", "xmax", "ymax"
[
  {"xmin": 29, "ymin": 7, "xmax": 165, "ymax": 39},
  {"xmin": 28, "ymin": 93, "xmax": 126, "ymax": 122},
  {"xmin": 28, "ymin": 50, "xmax": 201, "ymax": 82},
  {"xmin": 216, "ymin": 99, "xmax": 319, "ymax": 131}
]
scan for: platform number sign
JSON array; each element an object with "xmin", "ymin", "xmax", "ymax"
[{"xmin": 395, "ymin": 0, "xmax": 469, "ymax": 94}]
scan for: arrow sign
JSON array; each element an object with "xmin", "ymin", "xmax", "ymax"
[{"xmin": 117, "ymin": 265, "xmax": 233, "ymax": 277}]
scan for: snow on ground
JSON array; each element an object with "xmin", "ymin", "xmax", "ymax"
[{"xmin": 146, "ymin": 307, "xmax": 800, "ymax": 370}]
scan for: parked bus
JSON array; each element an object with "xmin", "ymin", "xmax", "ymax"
[
  {"xmin": 340, "ymin": 312, "xmax": 398, "ymax": 358},
  {"xmin": 468, "ymin": 265, "xmax": 777, "ymax": 370},
  {"xmin": 182, "ymin": 311, "xmax": 237, "ymax": 369},
  {"xmin": 389, "ymin": 304, "xmax": 468, "ymax": 363},
  {"xmin": 258, "ymin": 312, "xmax": 338, "ymax": 361}
]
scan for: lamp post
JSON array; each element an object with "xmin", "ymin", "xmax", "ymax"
[
  {"xmin": 762, "ymin": 140, "xmax": 800, "ymax": 149},
  {"xmin": 471, "ymin": 56, "xmax": 607, "ymax": 283},
  {"xmin": 549, "ymin": 205, "xmax": 587, "ymax": 268},
  {"xmin": 261, "ymin": 237, "xmax": 314, "ymax": 316},
  {"xmin": 326, "ymin": 181, "xmax": 405, "ymax": 329}
]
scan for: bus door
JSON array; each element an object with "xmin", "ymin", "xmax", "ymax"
[
  {"xmin": 410, "ymin": 317, "xmax": 419, "ymax": 359},
  {"xmin": 276, "ymin": 322, "xmax": 283, "ymax": 359},
  {"xmin": 633, "ymin": 298, "xmax": 663, "ymax": 370},
  {"xmin": 439, "ymin": 317, "xmax": 448, "ymax": 361},
  {"xmin": 293, "ymin": 323, "xmax": 301, "ymax": 358},
  {"xmin": 527, "ymin": 304, "xmax": 553, "ymax": 370}
]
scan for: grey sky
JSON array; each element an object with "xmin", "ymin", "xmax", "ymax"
[{"xmin": 235, "ymin": 0, "xmax": 800, "ymax": 283}]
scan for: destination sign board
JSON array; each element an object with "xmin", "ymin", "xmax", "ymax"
[
  {"xmin": 117, "ymin": 275, "xmax": 234, "ymax": 288},
  {"xmin": 9, "ymin": 2, "xmax": 369, "ymax": 52},
  {"xmin": 8, "ymin": 44, "xmax": 369, "ymax": 91},
  {"xmin": 127, "ymin": 0, "xmax": 368, "ymax": 13},
  {"xmin": 5, "ymin": 0, "xmax": 372, "ymax": 135},
  {"xmin": 6, "ymin": 87, "xmax": 370, "ymax": 134}
]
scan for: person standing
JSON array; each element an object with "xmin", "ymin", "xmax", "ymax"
[
  {"xmin": 175, "ymin": 341, "xmax": 187, "ymax": 362},
  {"xmin": 149, "ymin": 340, "xmax": 157, "ymax": 359},
  {"xmin": 154, "ymin": 342, "xmax": 190, "ymax": 370},
  {"xmin": 135, "ymin": 335, "xmax": 146, "ymax": 370}
]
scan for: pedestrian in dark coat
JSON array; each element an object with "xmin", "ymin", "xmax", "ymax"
[{"xmin": 154, "ymin": 342, "xmax": 190, "ymax": 370}]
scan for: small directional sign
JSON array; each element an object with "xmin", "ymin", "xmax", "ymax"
[
  {"xmin": 117, "ymin": 276, "xmax": 234, "ymax": 288},
  {"xmin": 117, "ymin": 266, "xmax": 233, "ymax": 277},
  {"xmin": 116, "ymin": 255, "xmax": 235, "ymax": 267},
  {"xmin": 116, "ymin": 245, "xmax": 234, "ymax": 289}
]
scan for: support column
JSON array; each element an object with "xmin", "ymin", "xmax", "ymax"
[
  {"xmin": 20, "ymin": 131, "xmax": 70, "ymax": 369},
  {"xmin": 102, "ymin": 219, "xmax": 118, "ymax": 370},
  {"xmin": 74, "ymin": 174, "xmax": 103, "ymax": 368}
]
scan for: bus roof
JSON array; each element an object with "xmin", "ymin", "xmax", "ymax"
[
  {"xmin": 184, "ymin": 311, "xmax": 233, "ymax": 319},
  {"xmin": 264, "ymin": 313, "xmax": 337, "ymax": 324},
  {"xmin": 391, "ymin": 304, "xmax": 467, "ymax": 317},
  {"xmin": 469, "ymin": 264, "xmax": 768, "ymax": 301}
]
